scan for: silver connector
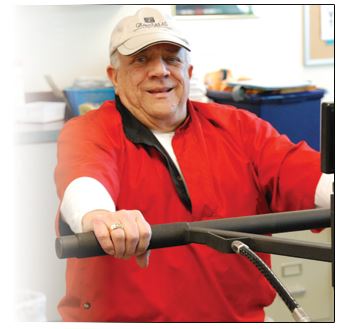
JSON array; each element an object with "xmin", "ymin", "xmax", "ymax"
[
  {"xmin": 231, "ymin": 240, "xmax": 247, "ymax": 254},
  {"xmin": 292, "ymin": 307, "xmax": 311, "ymax": 322}
]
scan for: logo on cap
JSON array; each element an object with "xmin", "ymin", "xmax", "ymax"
[{"xmin": 144, "ymin": 17, "xmax": 155, "ymax": 23}]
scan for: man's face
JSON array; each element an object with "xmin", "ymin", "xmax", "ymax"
[{"xmin": 107, "ymin": 43, "xmax": 193, "ymax": 132}]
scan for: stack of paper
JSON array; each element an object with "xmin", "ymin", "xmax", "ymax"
[{"xmin": 227, "ymin": 79, "xmax": 316, "ymax": 95}]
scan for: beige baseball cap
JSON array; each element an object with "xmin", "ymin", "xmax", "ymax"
[{"xmin": 109, "ymin": 7, "xmax": 190, "ymax": 56}]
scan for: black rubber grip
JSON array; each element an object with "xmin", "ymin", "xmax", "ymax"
[
  {"xmin": 55, "ymin": 221, "xmax": 191, "ymax": 259},
  {"xmin": 321, "ymin": 102, "xmax": 334, "ymax": 174}
]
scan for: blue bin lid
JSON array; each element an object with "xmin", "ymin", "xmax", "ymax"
[{"xmin": 245, "ymin": 89, "xmax": 326, "ymax": 104}]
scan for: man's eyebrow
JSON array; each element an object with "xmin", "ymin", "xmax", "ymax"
[
  {"xmin": 164, "ymin": 45, "xmax": 181, "ymax": 53},
  {"xmin": 129, "ymin": 45, "xmax": 181, "ymax": 58},
  {"xmin": 131, "ymin": 51, "xmax": 146, "ymax": 57}
]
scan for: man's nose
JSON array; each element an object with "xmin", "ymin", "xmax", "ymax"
[{"xmin": 148, "ymin": 58, "xmax": 170, "ymax": 78}]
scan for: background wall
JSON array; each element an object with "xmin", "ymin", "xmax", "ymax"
[{"xmin": 16, "ymin": 4, "xmax": 334, "ymax": 100}]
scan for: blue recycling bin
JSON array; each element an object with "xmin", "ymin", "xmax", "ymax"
[
  {"xmin": 64, "ymin": 87, "xmax": 115, "ymax": 116},
  {"xmin": 207, "ymin": 89, "xmax": 325, "ymax": 150}
]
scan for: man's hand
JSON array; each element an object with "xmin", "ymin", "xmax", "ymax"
[{"xmin": 82, "ymin": 209, "xmax": 152, "ymax": 268}]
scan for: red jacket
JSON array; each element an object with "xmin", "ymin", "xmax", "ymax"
[{"xmin": 55, "ymin": 99, "xmax": 321, "ymax": 322}]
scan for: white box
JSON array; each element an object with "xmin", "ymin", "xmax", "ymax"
[{"xmin": 16, "ymin": 102, "xmax": 66, "ymax": 123}]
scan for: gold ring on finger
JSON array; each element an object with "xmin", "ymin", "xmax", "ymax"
[{"xmin": 110, "ymin": 223, "xmax": 124, "ymax": 232}]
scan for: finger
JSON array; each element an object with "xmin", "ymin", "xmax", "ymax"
[
  {"xmin": 121, "ymin": 215, "xmax": 140, "ymax": 258},
  {"xmin": 134, "ymin": 213, "xmax": 152, "ymax": 255},
  {"xmin": 93, "ymin": 220, "xmax": 115, "ymax": 255},
  {"xmin": 109, "ymin": 224, "xmax": 126, "ymax": 258},
  {"xmin": 135, "ymin": 250, "xmax": 151, "ymax": 268}
]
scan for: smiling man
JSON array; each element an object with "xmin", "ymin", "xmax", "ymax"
[
  {"xmin": 55, "ymin": 7, "xmax": 332, "ymax": 322},
  {"xmin": 107, "ymin": 43, "xmax": 193, "ymax": 132}
]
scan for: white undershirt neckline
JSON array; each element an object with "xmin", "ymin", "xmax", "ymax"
[{"xmin": 152, "ymin": 130, "xmax": 183, "ymax": 176}]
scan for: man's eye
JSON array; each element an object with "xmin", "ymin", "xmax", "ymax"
[
  {"xmin": 166, "ymin": 56, "xmax": 180, "ymax": 64},
  {"xmin": 134, "ymin": 56, "xmax": 147, "ymax": 63}
]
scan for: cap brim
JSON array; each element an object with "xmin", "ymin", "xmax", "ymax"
[{"xmin": 117, "ymin": 32, "xmax": 190, "ymax": 56}]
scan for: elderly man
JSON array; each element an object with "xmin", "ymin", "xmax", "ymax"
[{"xmin": 55, "ymin": 7, "xmax": 331, "ymax": 322}]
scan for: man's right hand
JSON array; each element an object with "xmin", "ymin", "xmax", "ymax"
[{"xmin": 82, "ymin": 209, "xmax": 152, "ymax": 268}]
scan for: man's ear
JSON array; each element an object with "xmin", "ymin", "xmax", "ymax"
[
  {"xmin": 188, "ymin": 64, "xmax": 193, "ymax": 79},
  {"xmin": 106, "ymin": 65, "xmax": 119, "ymax": 94}
]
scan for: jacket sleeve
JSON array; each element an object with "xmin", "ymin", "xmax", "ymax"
[
  {"xmin": 237, "ymin": 110, "xmax": 322, "ymax": 212},
  {"xmin": 54, "ymin": 113, "xmax": 121, "ymax": 204}
]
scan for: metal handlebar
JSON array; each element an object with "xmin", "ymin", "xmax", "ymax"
[{"xmin": 55, "ymin": 208, "xmax": 331, "ymax": 259}]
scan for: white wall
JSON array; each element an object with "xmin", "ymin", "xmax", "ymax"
[
  {"xmin": 16, "ymin": 4, "xmax": 334, "ymax": 101},
  {"xmin": 15, "ymin": 142, "xmax": 65, "ymax": 321},
  {"xmin": 178, "ymin": 5, "xmax": 334, "ymax": 101}
]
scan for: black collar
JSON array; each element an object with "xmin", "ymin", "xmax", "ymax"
[
  {"xmin": 115, "ymin": 96, "xmax": 160, "ymax": 146},
  {"xmin": 115, "ymin": 96, "xmax": 192, "ymax": 212}
]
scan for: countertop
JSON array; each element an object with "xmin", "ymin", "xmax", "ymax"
[{"xmin": 15, "ymin": 121, "xmax": 64, "ymax": 144}]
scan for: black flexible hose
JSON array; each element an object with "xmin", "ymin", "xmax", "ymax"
[{"xmin": 231, "ymin": 240, "xmax": 311, "ymax": 322}]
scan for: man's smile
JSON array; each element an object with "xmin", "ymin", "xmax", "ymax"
[
  {"xmin": 147, "ymin": 87, "xmax": 174, "ymax": 94},
  {"xmin": 146, "ymin": 86, "xmax": 175, "ymax": 98}
]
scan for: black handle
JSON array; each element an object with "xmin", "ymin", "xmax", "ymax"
[
  {"xmin": 55, "ymin": 221, "xmax": 191, "ymax": 259},
  {"xmin": 55, "ymin": 208, "xmax": 330, "ymax": 259},
  {"xmin": 321, "ymin": 102, "xmax": 334, "ymax": 174}
]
